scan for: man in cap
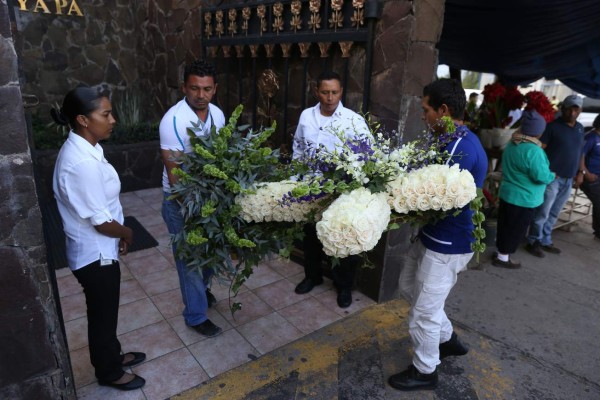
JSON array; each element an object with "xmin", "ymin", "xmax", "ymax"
[{"xmin": 526, "ymin": 95, "xmax": 585, "ymax": 257}]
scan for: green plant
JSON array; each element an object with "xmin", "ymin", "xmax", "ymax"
[
  {"xmin": 170, "ymin": 105, "xmax": 303, "ymax": 313},
  {"xmin": 113, "ymin": 87, "xmax": 143, "ymax": 128}
]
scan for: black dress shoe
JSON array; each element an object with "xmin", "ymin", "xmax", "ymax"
[
  {"xmin": 206, "ymin": 288, "xmax": 217, "ymax": 308},
  {"xmin": 191, "ymin": 319, "xmax": 222, "ymax": 337},
  {"xmin": 388, "ymin": 365, "xmax": 437, "ymax": 391},
  {"xmin": 525, "ymin": 241, "xmax": 545, "ymax": 258},
  {"xmin": 98, "ymin": 374, "xmax": 145, "ymax": 391},
  {"xmin": 121, "ymin": 352, "xmax": 146, "ymax": 367},
  {"xmin": 541, "ymin": 244, "xmax": 561, "ymax": 254},
  {"xmin": 337, "ymin": 288, "xmax": 352, "ymax": 308},
  {"xmin": 492, "ymin": 257, "xmax": 522, "ymax": 269},
  {"xmin": 294, "ymin": 277, "xmax": 323, "ymax": 294},
  {"xmin": 439, "ymin": 332, "xmax": 469, "ymax": 360}
]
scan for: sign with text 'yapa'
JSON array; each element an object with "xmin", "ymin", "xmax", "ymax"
[{"xmin": 15, "ymin": 0, "xmax": 83, "ymax": 17}]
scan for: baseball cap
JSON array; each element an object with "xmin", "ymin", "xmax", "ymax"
[{"xmin": 562, "ymin": 95, "xmax": 583, "ymax": 108}]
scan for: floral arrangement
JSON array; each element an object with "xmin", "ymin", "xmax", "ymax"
[
  {"xmin": 170, "ymin": 105, "xmax": 303, "ymax": 311},
  {"xmin": 236, "ymin": 180, "xmax": 322, "ymax": 223},
  {"xmin": 174, "ymin": 109, "xmax": 486, "ymax": 311},
  {"xmin": 480, "ymin": 82, "xmax": 525, "ymax": 128},
  {"xmin": 387, "ymin": 164, "xmax": 477, "ymax": 214},
  {"xmin": 315, "ymin": 188, "xmax": 390, "ymax": 258},
  {"xmin": 523, "ymin": 91, "xmax": 555, "ymax": 123}
]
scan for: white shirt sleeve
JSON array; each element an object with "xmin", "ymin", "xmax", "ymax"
[
  {"xmin": 63, "ymin": 159, "xmax": 114, "ymax": 225},
  {"xmin": 159, "ymin": 110, "xmax": 184, "ymax": 151}
]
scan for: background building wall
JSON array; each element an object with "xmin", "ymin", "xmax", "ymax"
[{"xmin": 0, "ymin": 1, "xmax": 74, "ymax": 398}]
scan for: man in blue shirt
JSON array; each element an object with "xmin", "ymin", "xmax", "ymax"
[
  {"xmin": 526, "ymin": 95, "xmax": 585, "ymax": 257},
  {"xmin": 388, "ymin": 79, "xmax": 488, "ymax": 391},
  {"xmin": 575, "ymin": 114, "xmax": 600, "ymax": 239}
]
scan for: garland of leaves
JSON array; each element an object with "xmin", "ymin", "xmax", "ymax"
[{"xmin": 169, "ymin": 105, "xmax": 303, "ymax": 312}]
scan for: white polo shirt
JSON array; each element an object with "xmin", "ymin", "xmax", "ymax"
[
  {"xmin": 292, "ymin": 102, "xmax": 370, "ymax": 160},
  {"xmin": 53, "ymin": 132, "xmax": 124, "ymax": 270},
  {"xmin": 159, "ymin": 99, "xmax": 226, "ymax": 192}
]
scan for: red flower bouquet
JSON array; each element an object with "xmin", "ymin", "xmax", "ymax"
[
  {"xmin": 481, "ymin": 82, "xmax": 525, "ymax": 128},
  {"xmin": 523, "ymin": 91, "xmax": 555, "ymax": 123}
]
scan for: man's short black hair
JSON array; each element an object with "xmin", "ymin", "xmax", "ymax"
[
  {"xmin": 316, "ymin": 71, "xmax": 342, "ymax": 88},
  {"xmin": 423, "ymin": 79, "xmax": 466, "ymax": 119},
  {"xmin": 469, "ymin": 92, "xmax": 479, "ymax": 99},
  {"xmin": 184, "ymin": 59, "xmax": 217, "ymax": 83}
]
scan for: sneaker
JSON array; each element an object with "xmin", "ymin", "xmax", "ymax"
[
  {"xmin": 525, "ymin": 241, "xmax": 545, "ymax": 258},
  {"xmin": 541, "ymin": 244, "xmax": 561, "ymax": 254},
  {"xmin": 206, "ymin": 289, "xmax": 216, "ymax": 308},
  {"xmin": 388, "ymin": 365, "xmax": 437, "ymax": 391},
  {"xmin": 439, "ymin": 332, "xmax": 469, "ymax": 360},
  {"xmin": 191, "ymin": 319, "xmax": 222, "ymax": 337},
  {"xmin": 492, "ymin": 257, "xmax": 522, "ymax": 269}
]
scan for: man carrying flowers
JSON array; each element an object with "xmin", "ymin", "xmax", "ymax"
[
  {"xmin": 159, "ymin": 60, "xmax": 225, "ymax": 337},
  {"xmin": 388, "ymin": 79, "xmax": 488, "ymax": 391},
  {"xmin": 291, "ymin": 71, "xmax": 370, "ymax": 308}
]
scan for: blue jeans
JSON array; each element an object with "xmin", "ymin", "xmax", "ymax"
[
  {"xmin": 162, "ymin": 192, "xmax": 212, "ymax": 326},
  {"xmin": 527, "ymin": 177, "xmax": 573, "ymax": 246}
]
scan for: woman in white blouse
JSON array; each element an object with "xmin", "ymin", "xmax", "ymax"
[{"xmin": 52, "ymin": 86, "xmax": 145, "ymax": 391}]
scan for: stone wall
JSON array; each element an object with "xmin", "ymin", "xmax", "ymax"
[
  {"xmin": 12, "ymin": 0, "xmax": 144, "ymax": 119},
  {"xmin": 0, "ymin": 1, "xmax": 74, "ymax": 398}
]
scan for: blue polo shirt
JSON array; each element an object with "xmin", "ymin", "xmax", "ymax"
[
  {"xmin": 582, "ymin": 131, "xmax": 600, "ymax": 175},
  {"xmin": 540, "ymin": 119, "xmax": 585, "ymax": 178},
  {"xmin": 420, "ymin": 130, "xmax": 488, "ymax": 254}
]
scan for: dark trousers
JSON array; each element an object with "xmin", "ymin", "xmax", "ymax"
[
  {"xmin": 580, "ymin": 180, "xmax": 600, "ymax": 237},
  {"xmin": 303, "ymin": 224, "xmax": 358, "ymax": 290},
  {"xmin": 73, "ymin": 260, "xmax": 124, "ymax": 382},
  {"xmin": 496, "ymin": 199, "xmax": 535, "ymax": 254}
]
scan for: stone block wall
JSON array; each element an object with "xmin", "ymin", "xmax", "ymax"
[{"xmin": 0, "ymin": 1, "xmax": 74, "ymax": 398}]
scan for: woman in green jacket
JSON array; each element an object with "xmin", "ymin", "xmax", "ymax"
[{"xmin": 494, "ymin": 110, "xmax": 556, "ymax": 268}]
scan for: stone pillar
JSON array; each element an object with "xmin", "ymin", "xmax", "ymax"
[
  {"xmin": 357, "ymin": 0, "xmax": 446, "ymax": 302},
  {"xmin": 0, "ymin": 1, "xmax": 74, "ymax": 398}
]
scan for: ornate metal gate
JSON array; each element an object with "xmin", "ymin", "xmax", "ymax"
[{"xmin": 201, "ymin": 0, "xmax": 381, "ymax": 156}]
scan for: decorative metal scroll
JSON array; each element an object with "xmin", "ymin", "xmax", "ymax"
[{"xmin": 202, "ymin": 0, "xmax": 370, "ymax": 50}]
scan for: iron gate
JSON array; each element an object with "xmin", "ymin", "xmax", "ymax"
[{"xmin": 201, "ymin": 0, "xmax": 381, "ymax": 156}]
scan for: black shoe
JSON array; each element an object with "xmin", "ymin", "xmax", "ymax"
[
  {"xmin": 121, "ymin": 352, "xmax": 146, "ymax": 367},
  {"xmin": 541, "ymin": 244, "xmax": 561, "ymax": 254},
  {"xmin": 439, "ymin": 332, "xmax": 469, "ymax": 360},
  {"xmin": 337, "ymin": 288, "xmax": 352, "ymax": 308},
  {"xmin": 294, "ymin": 277, "xmax": 323, "ymax": 294},
  {"xmin": 191, "ymin": 319, "xmax": 222, "ymax": 337},
  {"xmin": 98, "ymin": 374, "xmax": 145, "ymax": 391},
  {"xmin": 525, "ymin": 241, "xmax": 545, "ymax": 258},
  {"xmin": 388, "ymin": 365, "xmax": 437, "ymax": 391},
  {"xmin": 206, "ymin": 288, "xmax": 216, "ymax": 308},
  {"xmin": 492, "ymin": 257, "xmax": 522, "ymax": 269}
]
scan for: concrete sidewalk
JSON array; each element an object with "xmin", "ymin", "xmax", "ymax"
[{"xmin": 172, "ymin": 219, "xmax": 600, "ymax": 400}]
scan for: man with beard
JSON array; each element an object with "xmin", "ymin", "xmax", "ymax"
[
  {"xmin": 159, "ymin": 59, "xmax": 225, "ymax": 337},
  {"xmin": 526, "ymin": 95, "xmax": 585, "ymax": 257}
]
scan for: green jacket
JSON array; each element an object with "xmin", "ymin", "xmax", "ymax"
[{"xmin": 499, "ymin": 141, "xmax": 555, "ymax": 208}]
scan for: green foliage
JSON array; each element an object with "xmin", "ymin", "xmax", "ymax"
[
  {"xmin": 170, "ymin": 105, "xmax": 303, "ymax": 312},
  {"xmin": 462, "ymin": 71, "xmax": 481, "ymax": 89},
  {"xmin": 470, "ymin": 188, "xmax": 487, "ymax": 262}
]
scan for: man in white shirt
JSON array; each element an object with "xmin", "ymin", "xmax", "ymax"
[
  {"xmin": 292, "ymin": 71, "xmax": 370, "ymax": 308},
  {"xmin": 159, "ymin": 59, "xmax": 225, "ymax": 337}
]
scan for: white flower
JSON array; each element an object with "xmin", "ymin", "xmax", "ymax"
[
  {"xmin": 316, "ymin": 188, "xmax": 390, "ymax": 258},
  {"xmin": 236, "ymin": 180, "xmax": 321, "ymax": 223},
  {"xmin": 387, "ymin": 164, "xmax": 477, "ymax": 214}
]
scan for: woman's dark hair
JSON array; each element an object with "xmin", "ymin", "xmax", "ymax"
[
  {"xmin": 183, "ymin": 59, "xmax": 217, "ymax": 84},
  {"xmin": 423, "ymin": 79, "xmax": 466, "ymax": 119},
  {"xmin": 50, "ymin": 86, "xmax": 104, "ymax": 129}
]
